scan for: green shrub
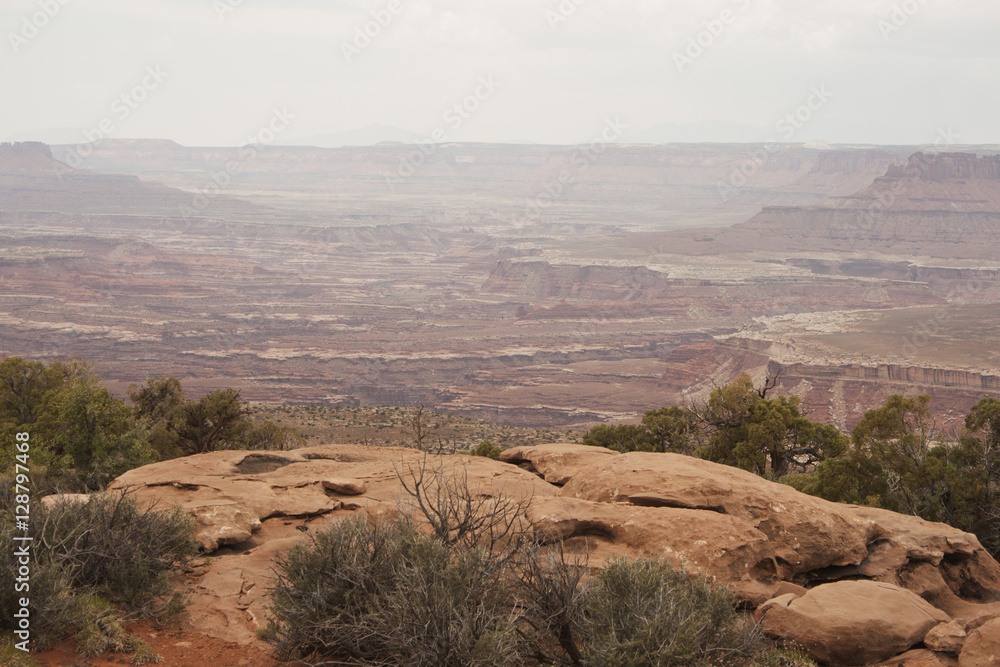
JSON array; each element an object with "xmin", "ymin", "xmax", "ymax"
[
  {"xmin": 265, "ymin": 517, "xmax": 772, "ymax": 666},
  {"xmin": 264, "ymin": 460, "xmax": 771, "ymax": 666},
  {"xmin": 265, "ymin": 514, "xmax": 521, "ymax": 666},
  {"xmin": 0, "ymin": 483, "xmax": 195, "ymax": 653},
  {"xmin": 37, "ymin": 491, "xmax": 197, "ymax": 611},
  {"xmin": 72, "ymin": 594, "xmax": 164, "ymax": 663},
  {"xmin": 579, "ymin": 557, "xmax": 763, "ymax": 667},
  {"xmin": 73, "ymin": 594, "xmax": 133, "ymax": 657},
  {"xmin": 513, "ymin": 541, "xmax": 590, "ymax": 665},
  {"xmin": 379, "ymin": 539, "xmax": 521, "ymax": 666},
  {"xmin": 0, "ymin": 641, "xmax": 41, "ymax": 666},
  {"xmin": 469, "ymin": 439, "xmax": 503, "ymax": 460},
  {"xmin": 0, "ymin": 518, "xmax": 77, "ymax": 648},
  {"xmin": 582, "ymin": 423, "xmax": 656, "ymax": 453},
  {"xmin": 753, "ymin": 648, "xmax": 819, "ymax": 666}
]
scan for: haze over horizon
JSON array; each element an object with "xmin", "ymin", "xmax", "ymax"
[{"xmin": 3, "ymin": 0, "xmax": 999, "ymax": 148}]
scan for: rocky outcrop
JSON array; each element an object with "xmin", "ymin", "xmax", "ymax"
[
  {"xmin": 556, "ymin": 450, "xmax": 876, "ymax": 583},
  {"xmin": 51, "ymin": 442, "xmax": 1000, "ymax": 664},
  {"xmin": 0, "ymin": 141, "xmax": 56, "ymax": 174},
  {"xmin": 765, "ymin": 360, "xmax": 1000, "ymax": 392},
  {"xmin": 959, "ymin": 617, "xmax": 1000, "ymax": 665},
  {"xmin": 527, "ymin": 495, "xmax": 781, "ymax": 602},
  {"xmin": 884, "ymin": 153, "xmax": 1000, "ymax": 181},
  {"xmin": 651, "ymin": 151, "xmax": 1000, "ymax": 260},
  {"xmin": 499, "ymin": 443, "xmax": 619, "ymax": 485},
  {"xmin": 875, "ymin": 649, "xmax": 960, "ymax": 666},
  {"xmin": 756, "ymin": 581, "xmax": 950, "ymax": 665}
]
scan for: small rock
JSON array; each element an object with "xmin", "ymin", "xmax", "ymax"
[
  {"xmin": 322, "ymin": 478, "xmax": 367, "ymax": 495},
  {"xmin": 925, "ymin": 621, "xmax": 966, "ymax": 654},
  {"xmin": 188, "ymin": 503, "xmax": 260, "ymax": 552}
]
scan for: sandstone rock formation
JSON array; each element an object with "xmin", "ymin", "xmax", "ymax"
[
  {"xmin": 875, "ymin": 649, "xmax": 959, "ymax": 666},
  {"xmin": 959, "ymin": 617, "xmax": 1000, "ymax": 666},
  {"xmin": 55, "ymin": 442, "xmax": 1000, "ymax": 664},
  {"xmin": 756, "ymin": 581, "xmax": 950, "ymax": 665},
  {"xmin": 924, "ymin": 621, "xmax": 967, "ymax": 654}
]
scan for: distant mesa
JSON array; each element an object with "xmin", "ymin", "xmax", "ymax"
[
  {"xmin": 883, "ymin": 151, "xmax": 1000, "ymax": 181},
  {"xmin": 54, "ymin": 137, "xmax": 188, "ymax": 152},
  {"xmin": 0, "ymin": 140, "xmax": 271, "ymax": 219},
  {"xmin": 0, "ymin": 141, "xmax": 61, "ymax": 175},
  {"xmin": 655, "ymin": 150, "xmax": 1000, "ymax": 260}
]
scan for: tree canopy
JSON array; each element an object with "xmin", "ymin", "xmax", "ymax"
[{"xmin": 0, "ymin": 357, "xmax": 302, "ymax": 491}]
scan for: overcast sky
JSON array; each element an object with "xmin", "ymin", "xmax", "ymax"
[{"xmin": 2, "ymin": 0, "xmax": 998, "ymax": 147}]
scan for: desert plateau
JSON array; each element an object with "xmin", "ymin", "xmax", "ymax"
[{"xmin": 5, "ymin": 1, "xmax": 1000, "ymax": 665}]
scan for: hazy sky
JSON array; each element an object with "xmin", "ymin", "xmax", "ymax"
[{"xmin": 2, "ymin": 0, "xmax": 998, "ymax": 146}]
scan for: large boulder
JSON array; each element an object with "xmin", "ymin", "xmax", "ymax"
[
  {"xmin": 757, "ymin": 580, "xmax": 950, "ymax": 665},
  {"xmin": 960, "ymin": 617, "xmax": 1000, "ymax": 666}
]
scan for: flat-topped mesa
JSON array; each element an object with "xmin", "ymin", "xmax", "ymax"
[
  {"xmin": 0, "ymin": 141, "xmax": 56, "ymax": 174},
  {"xmin": 884, "ymin": 152, "xmax": 1000, "ymax": 181}
]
